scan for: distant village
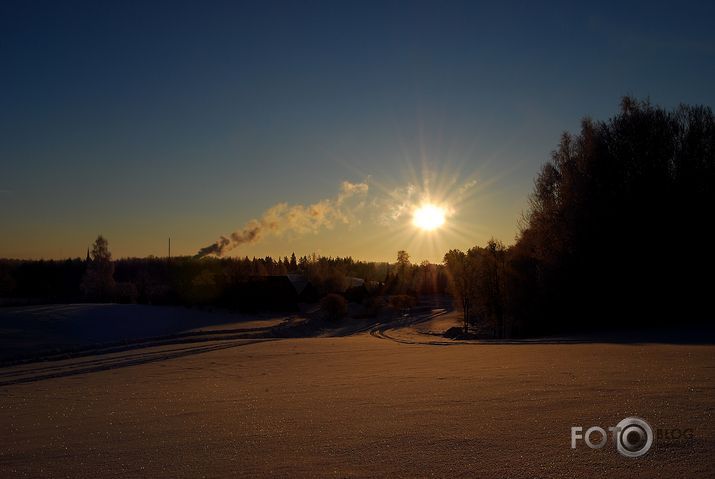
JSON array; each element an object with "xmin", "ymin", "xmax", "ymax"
[{"xmin": 0, "ymin": 240, "xmax": 449, "ymax": 317}]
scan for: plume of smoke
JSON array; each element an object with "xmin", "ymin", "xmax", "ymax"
[{"xmin": 196, "ymin": 181, "xmax": 368, "ymax": 257}]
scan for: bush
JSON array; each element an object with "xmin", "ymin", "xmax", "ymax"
[
  {"xmin": 320, "ymin": 293, "xmax": 347, "ymax": 321},
  {"xmin": 390, "ymin": 294, "xmax": 416, "ymax": 311},
  {"xmin": 362, "ymin": 296, "xmax": 385, "ymax": 317}
]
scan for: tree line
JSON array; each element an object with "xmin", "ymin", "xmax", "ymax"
[
  {"xmin": 443, "ymin": 97, "xmax": 714, "ymax": 337},
  {"xmin": 0, "ymin": 241, "xmax": 448, "ymax": 309}
]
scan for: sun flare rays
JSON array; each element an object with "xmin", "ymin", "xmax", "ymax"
[{"xmin": 412, "ymin": 204, "xmax": 446, "ymax": 231}]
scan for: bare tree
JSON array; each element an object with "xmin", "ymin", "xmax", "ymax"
[
  {"xmin": 443, "ymin": 249, "xmax": 479, "ymax": 334},
  {"xmin": 477, "ymin": 239, "xmax": 509, "ymax": 338},
  {"xmin": 395, "ymin": 250, "xmax": 411, "ymax": 291}
]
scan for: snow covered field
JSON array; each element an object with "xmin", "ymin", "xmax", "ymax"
[{"xmin": 1, "ymin": 305, "xmax": 714, "ymax": 477}]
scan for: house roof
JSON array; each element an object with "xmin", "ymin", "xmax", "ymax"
[
  {"xmin": 346, "ymin": 277, "xmax": 365, "ymax": 289},
  {"xmin": 286, "ymin": 273, "xmax": 310, "ymax": 294}
]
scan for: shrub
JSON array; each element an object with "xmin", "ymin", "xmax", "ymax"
[
  {"xmin": 362, "ymin": 296, "xmax": 385, "ymax": 317},
  {"xmin": 320, "ymin": 293, "xmax": 347, "ymax": 321},
  {"xmin": 390, "ymin": 294, "xmax": 416, "ymax": 311}
]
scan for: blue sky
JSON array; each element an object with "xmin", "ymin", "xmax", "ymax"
[{"xmin": 1, "ymin": 1, "xmax": 714, "ymax": 261}]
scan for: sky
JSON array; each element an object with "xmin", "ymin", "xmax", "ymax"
[{"xmin": 1, "ymin": 0, "xmax": 714, "ymax": 262}]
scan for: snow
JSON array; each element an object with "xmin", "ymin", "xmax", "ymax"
[{"xmin": 0, "ymin": 305, "xmax": 713, "ymax": 477}]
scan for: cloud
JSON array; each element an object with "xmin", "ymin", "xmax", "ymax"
[
  {"xmin": 456, "ymin": 179, "xmax": 477, "ymax": 198},
  {"xmin": 376, "ymin": 184, "xmax": 418, "ymax": 225}
]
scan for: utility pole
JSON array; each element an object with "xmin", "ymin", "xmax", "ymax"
[{"xmin": 168, "ymin": 237, "xmax": 171, "ymax": 260}]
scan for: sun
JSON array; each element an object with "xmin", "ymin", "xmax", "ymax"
[{"xmin": 412, "ymin": 204, "xmax": 446, "ymax": 231}]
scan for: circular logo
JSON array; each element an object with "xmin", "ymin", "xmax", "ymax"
[{"xmin": 615, "ymin": 417, "xmax": 653, "ymax": 457}]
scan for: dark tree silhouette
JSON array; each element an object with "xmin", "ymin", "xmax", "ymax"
[
  {"xmin": 512, "ymin": 97, "xmax": 715, "ymax": 334},
  {"xmin": 394, "ymin": 250, "xmax": 412, "ymax": 292},
  {"xmin": 443, "ymin": 249, "xmax": 478, "ymax": 334},
  {"xmin": 443, "ymin": 240, "xmax": 509, "ymax": 337},
  {"xmin": 81, "ymin": 235, "xmax": 116, "ymax": 301},
  {"xmin": 320, "ymin": 293, "xmax": 347, "ymax": 320}
]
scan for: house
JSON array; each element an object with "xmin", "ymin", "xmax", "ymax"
[
  {"xmin": 286, "ymin": 273, "xmax": 320, "ymax": 303},
  {"xmin": 240, "ymin": 275, "xmax": 300, "ymax": 311},
  {"xmin": 343, "ymin": 277, "xmax": 368, "ymax": 303}
]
